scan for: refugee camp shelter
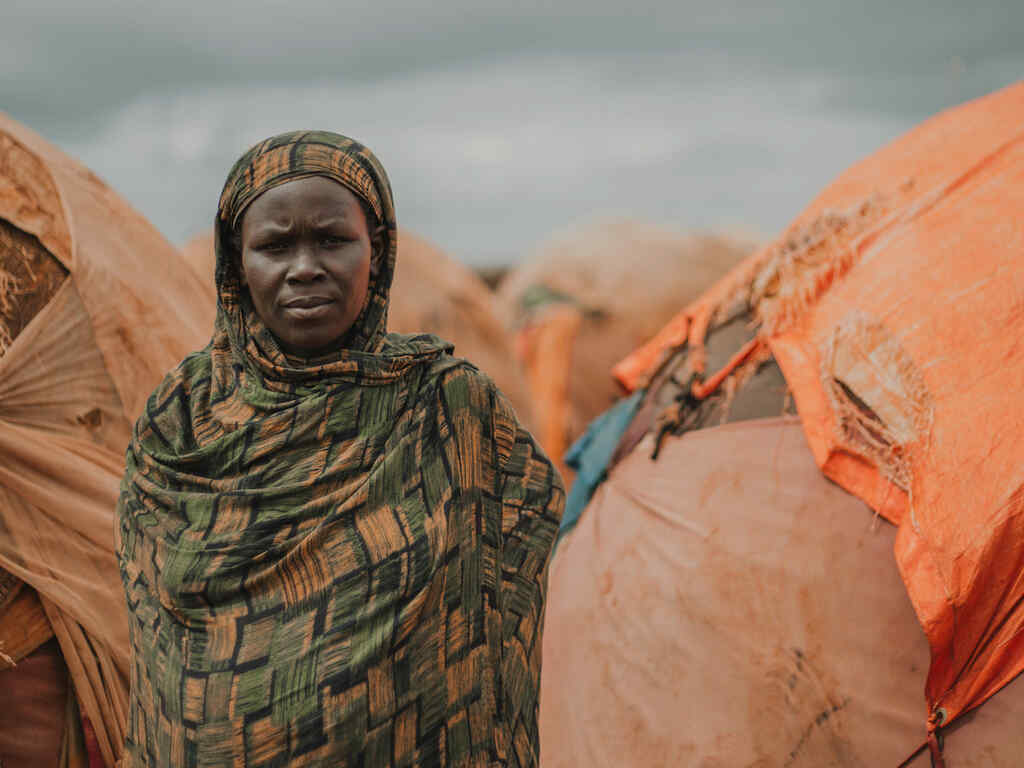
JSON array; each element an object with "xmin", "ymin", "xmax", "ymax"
[
  {"xmin": 542, "ymin": 81, "xmax": 1024, "ymax": 767},
  {"xmin": 496, "ymin": 219, "xmax": 753, "ymax": 477},
  {"xmin": 388, "ymin": 229, "xmax": 533, "ymax": 424},
  {"xmin": 0, "ymin": 113, "xmax": 214, "ymax": 767}
]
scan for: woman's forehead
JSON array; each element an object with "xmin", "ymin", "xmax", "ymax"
[{"xmin": 241, "ymin": 176, "xmax": 367, "ymax": 231}]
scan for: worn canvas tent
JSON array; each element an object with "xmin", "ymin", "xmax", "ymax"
[
  {"xmin": 542, "ymin": 81, "xmax": 1024, "ymax": 766},
  {"xmin": 179, "ymin": 230, "xmax": 218, "ymax": 307},
  {"xmin": 542, "ymin": 421, "xmax": 1024, "ymax": 767},
  {"xmin": 0, "ymin": 113, "xmax": 214, "ymax": 766},
  {"xmin": 388, "ymin": 229, "xmax": 533, "ymax": 423},
  {"xmin": 181, "ymin": 228, "xmax": 533, "ymax": 424},
  {"xmin": 497, "ymin": 219, "xmax": 753, "ymax": 477}
]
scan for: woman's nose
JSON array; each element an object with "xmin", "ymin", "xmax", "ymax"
[{"xmin": 286, "ymin": 243, "xmax": 326, "ymax": 282}]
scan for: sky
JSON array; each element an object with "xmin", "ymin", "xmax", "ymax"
[{"xmin": 3, "ymin": 1, "xmax": 1022, "ymax": 265}]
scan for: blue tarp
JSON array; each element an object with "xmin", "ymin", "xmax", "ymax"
[{"xmin": 558, "ymin": 390, "xmax": 644, "ymax": 540}]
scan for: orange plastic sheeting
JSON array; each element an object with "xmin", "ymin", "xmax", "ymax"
[
  {"xmin": 0, "ymin": 114, "xmax": 214, "ymax": 765},
  {"xmin": 771, "ymin": 84, "xmax": 1024, "ymax": 728},
  {"xmin": 615, "ymin": 81, "xmax": 1024, "ymax": 395},
  {"xmin": 610, "ymin": 82, "xmax": 1024, "ymax": 728},
  {"xmin": 514, "ymin": 304, "xmax": 583, "ymax": 481},
  {"xmin": 542, "ymin": 419, "xmax": 931, "ymax": 767},
  {"xmin": 901, "ymin": 669, "xmax": 1024, "ymax": 768}
]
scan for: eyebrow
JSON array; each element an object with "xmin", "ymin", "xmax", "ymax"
[
  {"xmin": 310, "ymin": 216, "xmax": 351, "ymax": 229},
  {"xmin": 249, "ymin": 222, "xmax": 293, "ymax": 237}
]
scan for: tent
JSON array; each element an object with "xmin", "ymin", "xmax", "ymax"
[
  {"xmin": 542, "ymin": 420, "xmax": 1024, "ymax": 767},
  {"xmin": 0, "ymin": 113, "xmax": 214, "ymax": 767},
  {"xmin": 181, "ymin": 228, "xmax": 534, "ymax": 425},
  {"xmin": 542, "ymin": 81, "xmax": 1024, "ymax": 766},
  {"xmin": 179, "ymin": 230, "xmax": 217, "ymax": 306},
  {"xmin": 496, "ymin": 219, "xmax": 753, "ymax": 478},
  {"xmin": 388, "ymin": 230, "xmax": 533, "ymax": 425}
]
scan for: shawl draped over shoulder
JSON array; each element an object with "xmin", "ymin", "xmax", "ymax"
[{"xmin": 116, "ymin": 131, "xmax": 564, "ymax": 767}]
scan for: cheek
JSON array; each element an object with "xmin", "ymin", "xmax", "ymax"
[
  {"xmin": 238, "ymin": 253, "xmax": 278, "ymax": 304},
  {"xmin": 239, "ymin": 247, "xmax": 260, "ymax": 288}
]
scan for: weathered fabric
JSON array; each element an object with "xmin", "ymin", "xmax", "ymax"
[{"xmin": 117, "ymin": 131, "xmax": 564, "ymax": 767}]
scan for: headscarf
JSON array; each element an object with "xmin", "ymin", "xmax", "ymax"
[{"xmin": 116, "ymin": 131, "xmax": 564, "ymax": 767}]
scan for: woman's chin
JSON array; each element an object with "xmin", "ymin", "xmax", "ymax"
[{"xmin": 277, "ymin": 329, "xmax": 351, "ymax": 357}]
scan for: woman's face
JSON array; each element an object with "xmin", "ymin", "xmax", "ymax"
[{"xmin": 239, "ymin": 176, "xmax": 380, "ymax": 355}]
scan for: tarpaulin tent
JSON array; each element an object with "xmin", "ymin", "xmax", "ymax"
[
  {"xmin": 179, "ymin": 230, "xmax": 217, "ymax": 307},
  {"xmin": 496, "ymin": 219, "xmax": 753, "ymax": 478},
  {"xmin": 181, "ymin": 228, "xmax": 534, "ymax": 425},
  {"xmin": 389, "ymin": 229, "xmax": 533, "ymax": 425},
  {"xmin": 0, "ymin": 113, "xmax": 214, "ymax": 766},
  {"xmin": 543, "ymin": 81, "xmax": 1024, "ymax": 765},
  {"xmin": 541, "ymin": 420, "xmax": 1024, "ymax": 767}
]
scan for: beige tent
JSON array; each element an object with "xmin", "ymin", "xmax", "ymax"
[
  {"xmin": 542, "ymin": 83, "xmax": 1024, "ymax": 767},
  {"xmin": 180, "ymin": 230, "xmax": 217, "ymax": 306},
  {"xmin": 389, "ymin": 230, "xmax": 532, "ymax": 425},
  {"xmin": 541, "ymin": 419, "xmax": 1024, "ymax": 767},
  {"xmin": 496, "ymin": 218, "xmax": 753, "ymax": 478},
  {"xmin": 181, "ymin": 227, "xmax": 533, "ymax": 425},
  {"xmin": 0, "ymin": 113, "xmax": 214, "ymax": 767}
]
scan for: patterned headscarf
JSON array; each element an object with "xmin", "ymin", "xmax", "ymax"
[
  {"xmin": 216, "ymin": 130, "xmax": 396, "ymax": 359},
  {"xmin": 116, "ymin": 131, "xmax": 564, "ymax": 767}
]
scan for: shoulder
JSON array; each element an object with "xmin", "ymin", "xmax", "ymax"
[
  {"xmin": 427, "ymin": 354, "xmax": 512, "ymax": 413},
  {"xmin": 144, "ymin": 346, "xmax": 213, "ymax": 409},
  {"xmin": 423, "ymin": 353, "xmax": 521, "ymax": 458}
]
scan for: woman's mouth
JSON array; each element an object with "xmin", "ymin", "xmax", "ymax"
[{"xmin": 281, "ymin": 296, "xmax": 334, "ymax": 319}]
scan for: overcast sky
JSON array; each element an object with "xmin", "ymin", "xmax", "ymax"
[{"xmin": 3, "ymin": 1, "xmax": 1022, "ymax": 265}]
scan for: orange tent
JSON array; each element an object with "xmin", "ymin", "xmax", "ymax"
[
  {"xmin": 0, "ymin": 113, "xmax": 214, "ymax": 766},
  {"xmin": 181, "ymin": 228, "xmax": 534, "ymax": 425},
  {"xmin": 497, "ymin": 219, "xmax": 753, "ymax": 476},
  {"xmin": 614, "ymin": 81, "xmax": 1024, "ymax": 737}
]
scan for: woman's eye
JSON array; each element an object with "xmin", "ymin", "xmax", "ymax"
[
  {"xmin": 256, "ymin": 240, "xmax": 289, "ymax": 252},
  {"xmin": 321, "ymin": 236, "xmax": 348, "ymax": 247}
]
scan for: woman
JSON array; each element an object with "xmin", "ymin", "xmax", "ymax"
[{"xmin": 117, "ymin": 131, "xmax": 564, "ymax": 767}]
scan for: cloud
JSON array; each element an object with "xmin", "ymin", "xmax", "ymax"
[
  {"xmin": 3, "ymin": 0, "xmax": 1023, "ymax": 265},
  {"xmin": 55, "ymin": 51, "xmax": 916, "ymax": 263},
  {"xmin": 6, "ymin": 0, "xmax": 1022, "ymax": 128}
]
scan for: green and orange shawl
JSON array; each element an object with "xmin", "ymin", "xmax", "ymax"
[{"xmin": 116, "ymin": 132, "xmax": 564, "ymax": 767}]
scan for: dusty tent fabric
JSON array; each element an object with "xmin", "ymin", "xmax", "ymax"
[
  {"xmin": 497, "ymin": 218, "xmax": 753, "ymax": 477},
  {"xmin": 612, "ymin": 81, "xmax": 1024, "ymax": 734},
  {"xmin": 179, "ymin": 231, "xmax": 217, "ymax": 307},
  {"xmin": 180, "ymin": 227, "xmax": 534, "ymax": 426},
  {"xmin": 543, "ymin": 419, "xmax": 928, "ymax": 766},
  {"xmin": 389, "ymin": 229, "xmax": 534, "ymax": 426},
  {"xmin": 541, "ymin": 418, "xmax": 1024, "ymax": 767},
  {"xmin": 118, "ymin": 130, "xmax": 564, "ymax": 766},
  {"xmin": 0, "ymin": 111, "xmax": 215, "ymax": 766}
]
